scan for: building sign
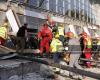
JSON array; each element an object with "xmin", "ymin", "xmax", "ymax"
[
  {"xmin": 52, "ymin": 16, "xmax": 64, "ymax": 23},
  {"xmin": 24, "ymin": 10, "xmax": 64, "ymax": 23},
  {"xmin": 6, "ymin": 9, "xmax": 19, "ymax": 34},
  {"xmin": 24, "ymin": 10, "xmax": 46, "ymax": 19}
]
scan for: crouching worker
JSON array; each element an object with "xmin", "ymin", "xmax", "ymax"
[
  {"xmin": 16, "ymin": 23, "xmax": 28, "ymax": 53},
  {"xmin": 0, "ymin": 23, "xmax": 8, "ymax": 45},
  {"xmin": 50, "ymin": 32, "xmax": 63, "ymax": 63}
]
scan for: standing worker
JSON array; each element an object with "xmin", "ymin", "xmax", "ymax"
[
  {"xmin": 50, "ymin": 32, "xmax": 63, "ymax": 63},
  {"xmin": 16, "ymin": 23, "xmax": 28, "ymax": 53},
  {"xmin": 58, "ymin": 23, "xmax": 65, "ymax": 44},
  {"xmin": 38, "ymin": 23, "xmax": 52, "ymax": 56},
  {"xmin": 82, "ymin": 32, "xmax": 92, "ymax": 68},
  {"xmin": 67, "ymin": 32, "xmax": 83, "ymax": 79}
]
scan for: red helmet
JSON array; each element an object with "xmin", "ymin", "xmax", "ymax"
[
  {"xmin": 65, "ymin": 32, "xmax": 74, "ymax": 38},
  {"xmin": 82, "ymin": 32, "xmax": 87, "ymax": 36}
]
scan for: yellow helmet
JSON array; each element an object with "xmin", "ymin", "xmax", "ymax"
[{"xmin": 55, "ymin": 32, "xmax": 59, "ymax": 38}]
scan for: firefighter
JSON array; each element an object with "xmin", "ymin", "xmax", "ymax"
[
  {"xmin": 0, "ymin": 23, "xmax": 8, "ymax": 45},
  {"xmin": 38, "ymin": 23, "xmax": 52, "ymax": 56},
  {"xmin": 82, "ymin": 32, "xmax": 92, "ymax": 68}
]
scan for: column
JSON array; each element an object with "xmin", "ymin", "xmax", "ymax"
[
  {"xmin": 63, "ymin": 0, "xmax": 65, "ymax": 15},
  {"xmin": 68, "ymin": 0, "xmax": 71, "ymax": 17},
  {"xmin": 82, "ymin": 0, "xmax": 85, "ymax": 21},
  {"xmin": 86, "ymin": 0, "xmax": 89, "ymax": 23},
  {"xmin": 46, "ymin": 0, "xmax": 49, "ymax": 10},
  {"xmin": 56, "ymin": 0, "xmax": 58, "ymax": 13},
  {"xmin": 79, "ymin": 0, "xmax": 81, "ymax": 20},
  {"xmin": 74, "ymin": 0, "xmax": 76, "ymax": 19}
]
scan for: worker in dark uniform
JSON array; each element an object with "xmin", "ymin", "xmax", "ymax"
[{"xmin": 16, "ymin": 23, "xmax": 28, "ymax": 53}]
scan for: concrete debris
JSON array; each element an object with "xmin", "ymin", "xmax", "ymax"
[
  {"xmin": 8, "ymin": 75, "xmax": 19, "ymax": 80},
  {"xmin": 8, "ymin": 73, "xmax": 54, "ymax": 80},
  {"xmin": 40, "ymin": 64, "xmax": 55, "ymax": 78}
]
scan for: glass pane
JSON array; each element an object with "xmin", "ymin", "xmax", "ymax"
[
  {"xmin": 71, "ymin": 0, "xmax": 75, "ymax": 17},
  {"xmin": 17, "ymin": 14, "xmax": 24, "ymax": 25},
  {"xmin": 58, "ymin": 0, "xmax": 63, "ymax": 14},
  {"xmin": 76, "ymin": 0, "xmax": 79, "ymax": 19},
  {"xmin": 28, "ymin": 0, "xmax": 38, "ymax": 6},
  {"xmin": 65, "ymin": 0, "xmax": 69, "ymax": 16},
  {"xmin": 71, "ymin": 0, "xmax": 74, "ymax": 10},
  {"xmin": 40, "ymin": 0, "xmax": 48, "ymax": 9},
  {"xmin": 49, "ymin": 0, "xmax": 56, "ymax": 12}
]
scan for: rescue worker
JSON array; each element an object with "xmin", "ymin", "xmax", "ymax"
[
  {"xmin": 0, "ymin": 22, "xmax": 8, "ymax": 45},
  {"xmin": 58, "ymin": 23, "xmax": 65, "ymax": 44},
  {"xmin": 50, "ymin": 32, "xmax": 63, "ymax": 73},
  {"xmin": 67, "ymin": 32, "xmax": 83, "ymax": 79},
  {"xmin": 82, "ymin": 32, "xmax": 92, "ymax": 68},
  {"xmin": 16, "ymin": 23, "xmax": 28, "ymax": 53},
  {"xmin": 50, "ymin": 32, "xmax": 63, "ymax": 63},
  {"xmin": 47, "ymin": 15, "xmax": 55, "ymax": 29},
  {"xmin": 94, "ymin": 38, "xmax": 100, "ymax": 60},
  {"xmin": 38, "ymin": 23, "xmax": 52, "ymax": 56},
  {"xmin": 63, "ymin": 33, "xmax": 70, "ymax": 63},
  {"xmin": 96, "ymin": 38, "xmax": 100, "ymax": 52},
  {"xmin": 47, "ymin": 15, "xmax": 56, "ymax": 38}
]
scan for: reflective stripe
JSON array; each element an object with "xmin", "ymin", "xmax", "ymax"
[
  {"xmin": 58, "ymin": 26, "xmax": 64, "ymax": 36},
  {"xmin": 85, "ymin": 37, "xmax": 92, "ymax": 48},
  {"xmin": 50, "ymin": 38, "xmax": 63, "ymax": 52},
  {"xmin": 97, "ymin": 41, "xmax": 100, "ymax": 45},
  {"xmin": 0, "ymin": 27, "xmax": 7, "ymax": 39}
]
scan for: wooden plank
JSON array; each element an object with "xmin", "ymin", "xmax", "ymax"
[
  {"xmin": 0, "ymin": 53, "xmax": 18, "ymax": 60},
  {"xmin": 0, "ymin": 45, "xmax": 16, "ymax": 53},
  {"xmin": 80, "ymin": 58, "xmax": 100, "ymax": 63}
]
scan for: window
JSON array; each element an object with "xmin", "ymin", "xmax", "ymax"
[
  {"xmin": 75, "ymin": 0, "xmax": 80, "ymax": 19},
  {"xmin": 28, "ymin": 0, "xmax": 38, "ymax": 7},
  {"xmin": 40, "ymin": 0, "xmax": 48, "ymax": 9},
  {"xmin": 57, "ymin": 0, "xmax": 63, "ymax": 14},
  {"xmin": 70, "ymin": 0, "xmax": 75, "ymax": 17},
  {"xmin": 49, "ymin": 0, "xmax": 56, "ymax": 12},
  {"xmin": 65, "ymin": 0, "xmax": 69, "ymax": 16},
  {"xmin": 17, "ymin": 14, "xmax": 25, "ymax": 25}
]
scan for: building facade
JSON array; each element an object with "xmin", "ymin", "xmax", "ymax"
[{"xmin": 0, "ymin": 0, "xmax": 100, "ymax": 37}]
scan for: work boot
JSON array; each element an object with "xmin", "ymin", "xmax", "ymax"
[{"xmin": 86, "ymin": 62, "xmax": 91, "ymax": 68}]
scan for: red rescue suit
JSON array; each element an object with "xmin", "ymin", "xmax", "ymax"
[{"xmin": 38, "ymin": 24, "xmax": 52, "ymax": 55}]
